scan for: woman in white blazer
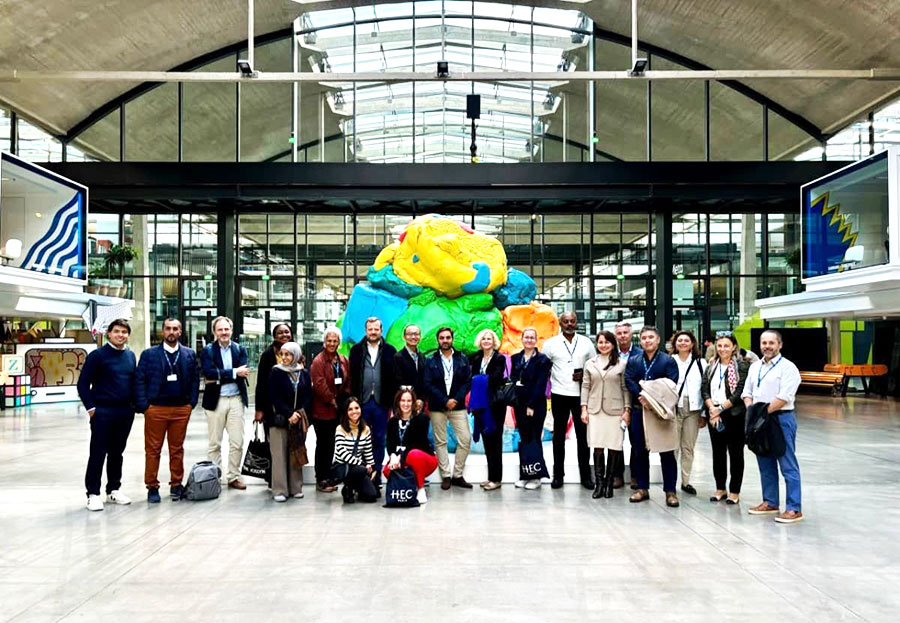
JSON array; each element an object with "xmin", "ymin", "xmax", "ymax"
[
  {"xmin": 580, "ymin": 330, "xmax": 631, "ymax": 499},
  {"xmin": 671, "ymin": 330, "xmax": 707, "ymax": 496}
]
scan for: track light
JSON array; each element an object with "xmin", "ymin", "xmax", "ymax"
[
  {"xmin": 237, "ymin": 59, "xmax": 255, "ymax": 77},
  {"xmin": 629, "ymin": 58, "xmax": 648, "ymax": 76}
]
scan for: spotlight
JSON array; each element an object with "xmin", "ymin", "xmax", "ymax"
[
  {"xmin": 629, "ymin": 58, "xmax": 648, "ymax": 76},
  {"xmin": 237, "ymin": 58, "xmax": 255, "ymax": 77},
  {"xmin": 436, "ymin": 61, "xmax": 450, "ymax": 78}
]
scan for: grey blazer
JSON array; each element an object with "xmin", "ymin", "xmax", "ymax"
[{"xmin": 581, "ymin": 355, "xmax": 630, "ymax": 416}]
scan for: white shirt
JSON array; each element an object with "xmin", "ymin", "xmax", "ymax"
[
  {"xmin": 367, "ymin": 342, "xmax": 380, "ymax": 365},
  {"xmin": 542, "ymin": 333, "xmax": 597, "ymax": 397},
  {"xmin": 675, "ymin": 355, "xmax": 706, "ymax": 411},
  {"xmin": 163, "ymin": 342, "xmax": 179, "ymax": 354},
  {"xmin": 710, "ymin": 360, "xmax": 733, "ymax": 406},
  {"xmin": 741, "ymin": 354, "xmax": 801, "ymax": 411},
  {"xmin": 441, "ymin": 351, "xmax": 455, "ymax": 396}
]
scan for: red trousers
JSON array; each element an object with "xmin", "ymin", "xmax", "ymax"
[
  {"xmin": 144, "ymin": 404, "xmax": 192, "ymax": 489},
  {"xmin": 383, "ymin": 449, "xmax": 438, "ymax": 488}
]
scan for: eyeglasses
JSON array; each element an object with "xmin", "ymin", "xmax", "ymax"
[{"xmin": 715, "ymin": 331, "xmax": 733, "ymax": 338}]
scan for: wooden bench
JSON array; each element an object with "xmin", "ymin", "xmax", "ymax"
[
  {"xmin": 823, "ymin": 364, "xmax": 888, "ymax": 397},
  {"xmin": 800, "ymin": 371, "xmax": 845, "ymax": 396}
]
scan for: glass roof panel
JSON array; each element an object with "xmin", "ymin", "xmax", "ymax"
[{"xmin": 297, "ymin": 1, "xmax": 589, "ymax": 162}]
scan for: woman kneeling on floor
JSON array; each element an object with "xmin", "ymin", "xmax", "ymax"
[
  {"xmin": 384, "ymin": 388, "xmax": 438, "ymax": 505},
  {"xmin": 333, "ymin": 397, "xmax": 379, "ymax": 504}
]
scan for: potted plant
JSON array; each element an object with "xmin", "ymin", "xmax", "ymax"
[
  {"xmin": 104, "ymin": 245, "xmax": 138, "ymax": 297},
  {"xmin": 86, "ymin": 263, "xmax": 104, "ymax": 295}
]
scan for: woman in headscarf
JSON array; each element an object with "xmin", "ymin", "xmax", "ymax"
[{"xmin": 267, "ymin": 341, "xmax": 311, "ymax": 502}]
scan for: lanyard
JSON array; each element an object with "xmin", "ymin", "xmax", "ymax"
[
  {"xmin": 757, "ymin": 355, "xmax": 782, "ymax": 386},
  {"xmin": 441, "ymin": 354, "xmax": 454, "ymax": 378},
  {"xmin": 332, "ymin": 359, "xmax": 341, "ymax": 377},
  {"xmin": 642, "ymin": 353, "xmax": 657, "ymax": 379},
  {"xmin": 165, "ymin": 349, "xmax": 180, "ymax": 374},
  {"xmin": 480, "ymin": 353, "xmax": 491, "ymax": 374},
  {"xmin": 716, "ymin": 362, "xmax": 727, "ymax": 388},
  {"xmin": 562, "ymin": 336, "xmax": 579, "ymax": 362}
]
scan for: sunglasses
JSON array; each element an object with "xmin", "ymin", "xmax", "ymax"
[{"xmin": 715, "ymin": 331, "xmax": 733, "ymax": 338}]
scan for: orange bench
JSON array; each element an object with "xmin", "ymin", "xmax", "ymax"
[
  {"xmin": 799, "ymin": 371, "xmax": 845, "ymax": 396},
  {"xmin": 823, "ymin": 364, "xmax": 888, "ymax": 396}
]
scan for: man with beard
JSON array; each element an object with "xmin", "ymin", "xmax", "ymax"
[
  {"xmin": 424, "ymin": 327, "xmax": 473, "ymax": 490},
  {"xmin": 135, "ymin": 318, "xmax": 200, "ymax": 502},
  {"xmin": 542, "ymin": 311, "xmax": 598, "ymax": 489},
  {"xmin": 349, "ymin": 317, "xmax": 397, "ymax": 487}
]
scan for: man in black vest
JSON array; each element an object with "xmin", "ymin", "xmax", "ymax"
[
  {"xmin": 135, "ymin": 318, "xmax": 199, "ymax": 502},
  {"xmin": 349, "ymin": 317, "xmax": 397, "ymax": 486}
]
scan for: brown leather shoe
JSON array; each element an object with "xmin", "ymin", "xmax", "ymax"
[
  {"xmin": 666, "ymin": 492, "xmax": 680, "ymax": 507},
  {"xmin": 612, "ymin": 477, "xmax": 624, "ymax": 489},
  {"xmin": 629, "ymin": 489, "xmax": 649, "ymax": 503},
  {"xmin": 441, "ymin": 477, "xmax": 451, "ymax": 490},
  {"xmin": 748, "ymin": 501, "xmax": 780, "ymax": 515},
  {"xmin": 316, "ymin": 482, "xmax": 337, "ymax": 493},
  {"xmin": 451, "ymin": 477, "xmax": 473, "ymax": 489},
  {"xmin": 774, "ymin": 510, "xmax": 804, "ymax": 524},
  {"xmin": 228, "ymin": 479, "xmax": 247, "ymax": 490}
]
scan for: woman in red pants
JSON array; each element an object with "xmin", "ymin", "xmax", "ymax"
[{"xmin": 384, "ymin": 388, "xmax": 438, "ymax": 504}]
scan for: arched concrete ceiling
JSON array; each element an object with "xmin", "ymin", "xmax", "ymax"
[{"xmin": 2, "ymin": 0, "xmax": 899, "ymax": 139}]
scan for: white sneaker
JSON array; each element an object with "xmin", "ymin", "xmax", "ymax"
[
  {"xmin": 273, "ymin": 494, "xmax": 288, "ymax": 502},
  {"xmin": 106, "ymin": 490, "xmax": 132, "ymax": 505},
  {"xmin": 515, "ymin": 479, "xmax": 526, "ymax": 488},
  {"xmin": 292, "ymin": 492, "xmax": 305, "ymax": 499},
  {"xmin": 541, "ymin": 477, "xmax": 551, "ymax": 485},
  {"xmin": 416, "ymin": 488, "xmax": 428, "ymax": 504},
  {"xmin": 524, "ymin": 480, "xmax": 542, "ymax": 490},
  {"xmin": 86, "ymin": 494, "xmax": 104, "ymax": 511}
]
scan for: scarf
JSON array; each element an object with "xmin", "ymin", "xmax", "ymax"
[{"xmin": 274, "ymin": 341, "xmax": 303, "ymax": 384}]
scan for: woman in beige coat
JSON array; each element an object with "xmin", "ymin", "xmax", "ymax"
[{"xmin": 581, "ymin": 330, "xmax": 631, "ymax": 499}]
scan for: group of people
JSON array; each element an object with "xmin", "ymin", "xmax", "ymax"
[{"xmin": 77, "ymin": 312, "xmax": 804, "ymax": 523}]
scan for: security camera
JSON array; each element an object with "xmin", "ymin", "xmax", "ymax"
[
  {"xmin": 629, "ymin": 58, "xmax": 648, "ymax": 76},
  {"xmin": 237, "ymin": 59, "xmax": 256, "ymax": 78}
]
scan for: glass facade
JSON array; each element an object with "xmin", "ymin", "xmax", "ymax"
[{"xmin": 88, "ymin": 210, "xmax": 798, "ymax": 362}]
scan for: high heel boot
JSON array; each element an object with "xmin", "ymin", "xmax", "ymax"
[
  {"xmin": 603, "ymin": 451, "xmax": 619, "ymax": 498},
  {"xmin": 592, "ymin": 449, "xmax": 605, "ymax": 499}
]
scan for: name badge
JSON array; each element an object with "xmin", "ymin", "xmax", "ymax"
[
  {"xmin": 334, "ymin": 377, "xmax": 343, "ymax": 385},
  {"xmin": 167, "ymin": 374, "xmax": 178, "ymax": 382}
]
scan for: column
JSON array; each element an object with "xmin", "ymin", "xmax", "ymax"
[
  {"xmin": 130, "ymin": 215, "xmax": 151, "ymax": 353},
  {"xmin": 739, "ymin": 214, "xmax": 756, "ymax": 324}
]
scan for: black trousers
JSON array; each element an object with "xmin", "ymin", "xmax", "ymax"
[
  {"xmin": 311, "ymin": 417, "xmax": 338, "ymax": 483},
  {"xmin": 709, "ymin": 414, "xmax": 746, "ymax": 493},
  {"xmin": 515, "ymin": 403, "xmax": 546, "ymax": 445},
  {"xmin": 482, "ymin": 405, "xmax": 507, "ymax": 483},
  {"xmin": 344, "ymin": 464, "xmax": 378, "ymax": 502},
  {"xmin": 85, "ymin": 406, "xmax": 135, "ymax": 496},
  {"xmin": 550, "ymin": 393, "xmax": 591, "ymax": 480}
]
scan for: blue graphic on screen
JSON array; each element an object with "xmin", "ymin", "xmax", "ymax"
[
  {"xmin": 19, "ymin": 193, "xmax": 85, "ymax": 279},
  {"xmin": 802, "ymin": 191, "xmax": 859, "ymax": 279}
]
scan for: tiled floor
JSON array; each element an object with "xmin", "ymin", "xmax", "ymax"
[{"xmin": 1, "ymin": 394, "xmax": 897, "ymax": 622}]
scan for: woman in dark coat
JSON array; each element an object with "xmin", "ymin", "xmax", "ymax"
[
  {"xmin": 254, "ymin": 323, "xmax": 294, "ymax": 424},
  {"xmin": 267, "ymin": 341, "xmax": 311, "ymax": 502},
  {"xmin": 469, "ymin": 329, "xmax": 508, "ymax": 491},
  {"xmin": 509, "ymin": 327, "xmax": 552, "ymax": 490}
]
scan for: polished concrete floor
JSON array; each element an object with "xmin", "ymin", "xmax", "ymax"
[{"xmin": 1, "ymin": 394, "xmax": 898, "ymax": 622}]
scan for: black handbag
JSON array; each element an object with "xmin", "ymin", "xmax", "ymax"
[
  {"xmin": 329, "ymin": 430, "xmax": 362, "ymax": 484},
  {"xmin": 491, "ymin": 381, "xmax": 517, "ymax": 407},
  {"xmin": 241, "ymin": 422, "xmax": 272, "ymax": 483}
]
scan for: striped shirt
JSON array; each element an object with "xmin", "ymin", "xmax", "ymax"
[{"xmin": 333, "ymin": 426, "xmax": 375, "ymax": 468}]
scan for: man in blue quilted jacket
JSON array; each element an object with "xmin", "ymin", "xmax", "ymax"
[{"xmin": 135, "ymin": 318, "xmax": 199, "ymax": 503}]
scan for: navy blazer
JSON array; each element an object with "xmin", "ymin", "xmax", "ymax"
[
  {"xmin": 200, "ymin": 341, "xmax": 249, "ymax": 410},
  {"xmin": 267, "ymin": 367, "xmax": 312, "ymax": 428},
  {"xmin": 424, "ymin": 350, "xmax": 472, "ymax": 411},
  {"xmin": 624, "ymin": 350, "xmax": 679, "ymax": 410},
  {"xmin": 134, "ymin": 344, "xmax": 200, "ymax": 412},
  {"xmin": 348, "ymin": 340, "xmax": 397, "ymax": 407},
  {"xmin": 510, "ymin": 351, "xmax": 551, "ymax": 413}
]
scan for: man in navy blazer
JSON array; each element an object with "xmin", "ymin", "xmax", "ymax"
[
  {"xmin": 199, "ymin": 316, "xmax": 250, "ymax": 490},
  {"xmin": 135, "ymin": 318, "xmax": 200, "ymax": 502},
  {"xmin": 424, "ymin": 327, "xmax": 473, "ymax": 490},
  {"xmin": 624, "ymin": 325, "xmax": 680, "ymax": 506}
]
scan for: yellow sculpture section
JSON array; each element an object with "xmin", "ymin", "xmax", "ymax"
[
  {"xmin": 373, "ymin": 215, "xmax": 507, "ymax": 299},
  {"xmin": 499, "ymin": 302, "xmax": 561, "ymax": 355}
]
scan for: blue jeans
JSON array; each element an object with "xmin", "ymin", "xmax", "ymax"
[
  {"xmin": 756, "ymin": 410, "xmax": 802, "ymax": 512},
  {"xmin": 628, "ymin": 407, "xmax": 677, "ymax": 492},
  {"xmin": 362, "ymin": 398, "xmax": 388, "ymax": 481}
]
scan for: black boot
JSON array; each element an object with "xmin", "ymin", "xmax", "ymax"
[
  {"xmin": 604, "ymin": 451, "xmax": 619, "ymax": 498},
  {"xmin": 592, "ymin": 450, "xmax": 605, "ymax": 499}
]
